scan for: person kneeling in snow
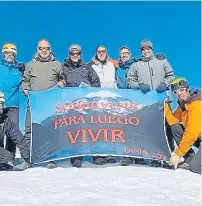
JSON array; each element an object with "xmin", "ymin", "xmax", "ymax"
[
  {"xmin": 165, "ymin": 77, "xmax": 201, "ymax": 174},
  {"xmin": 0, "ymin": 92, "xmax": 30, "ymax": 171}
]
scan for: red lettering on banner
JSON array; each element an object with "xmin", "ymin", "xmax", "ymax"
[
  {"xmin": 87, "ymin": 128, "xmax": 104, "ymax": 141},
  {"xmin": 111, "ymin": 129, "xmax": 126, "ymax": 142},
  {"xmin": 54, "ymin": 115, "xmax": 86, "ymax": 129},
  {"xmin": 124, "ymin": 148, "xmax": 148, "ymax": 155},
  {"xmin": 66, "ymin": 129, "xmax": 81, "ymax": 144},
  {"xmin": 151, "ymin": 152, "xmax": 166, "ymax": 159},
  {"xmin": 108, "ymin": 115, "xmax": 117, "ymax": 124},
  {"xmin": 128, "ymin": 116, "xmax": 140, "ymax": 126},
  {"xmin": 117, "ymin": 116, "xmax": 127, "ymax": 125},
  {"xmin": 66, "ymin": 128, "xmax": 126, "ymax": 144},
  {"xmin": 54, "ymin": 119, "xmax": 61, "ymax": 129},
  {"xmin": 90, "ymin": 115, "xmax": 98, "ymax": 123},
  {"xmin": 81, "ymin": 128, "xmax": 87, "ymax": 143}
]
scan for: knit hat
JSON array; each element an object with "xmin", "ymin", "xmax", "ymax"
[
  {"xmin": 2, "ymin": 43, "xmax": 17, "ymax": 56},
  {"xmin": 140, "ymin": 39, "xmax": 153, "ymax": 50},
  {"xmin": 69, "ymin": 44, "xmax": 81, "ymax": 53}
]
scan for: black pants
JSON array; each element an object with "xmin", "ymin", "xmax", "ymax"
[
  {"xmin": 5, "ymin": 107, "xmax": 19, "ymax": 160},
  {"xmin": 166, "ymin": 122, "xmax": 201, "ymax": 160}
]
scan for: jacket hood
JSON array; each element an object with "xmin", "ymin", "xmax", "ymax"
[
  {"xmin": 64, "ymin": 58, "xmax": 85, "ymax": 68},
  {"xmin": 33, "ymin": 52, "xmax": 56, "ymax": 62},
  {"xmin": 186, "ymin": 89, "xmax": 201, "ymax": 103},
  {"xmin": 0, "ymin": 60, "xmax": 25, "ymax": 73},
  {"xmin": 139, "ymin": 54, "xmax": 154, "ymax": 62},
  {"xmin": 119, "ymin": 58, "xmax": 137, "ymax": 69},
  {"xmin": 177, "ymin": 89, "xmax": 201, "ymax": 111},
  {"xmin": 91, "ymin": 56, "xmax": 109, "ymax": 65}
]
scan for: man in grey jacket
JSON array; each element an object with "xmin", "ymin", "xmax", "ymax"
[
  {"xmin": 127, "ymin": 39, "xmax": 174, "ymax": 94},
  {"xmin": 21, "ymin": 39, "xmax": 65, "ymax": 169},
  {"xmin": 22, "ymin": 39, "xmax": 65, "ymax": 94}
]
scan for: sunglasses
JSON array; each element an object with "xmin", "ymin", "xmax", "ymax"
[
  {"xmin": 70, "ymin": 51, "xmax": 81, "ymax": 56},
  {"xmin": 97, "ymin": 50, "xmax": 106, "ymax": 54},
  {"xmin": 141, "ymin": 47, "xmax": 152, "ymax": 51},
  {"xmin": 120, "ymin": 52, "xmax": 130, "ymax": 55},
  {"xmin": 174, "ymin": 88, "xmax": 188, "ymax": 94},
  {"xmin": 38, "ymin": 47, "xmax": 50, "ymax": 51}
]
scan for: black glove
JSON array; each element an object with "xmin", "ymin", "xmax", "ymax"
[
  {"xmin": 156, "ymin": 82, "xmax": 168, "ymax": 93},
  {"xmin": 139, "ymin": 83, "xmax": 150, "ymax": 94},
  {"xmin": 18, "ymin": 63, "xmax": 25, "ymax": 73}
]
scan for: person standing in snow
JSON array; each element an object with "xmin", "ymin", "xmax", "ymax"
[
  {"xmin": 0, "ymin": 43, "xmax": 25, "ymax": 162},
  {"xmin": 91, "ymin": 45, "xmax": 117, "ymax": 88},
  {"xmin": 165, "ymin": 77, "xmax": 201, "ymax": 174},
  {"xmin": 90, "ymin": 45, "xmax": 117, "ymax": 165},
  {"xmin": 127, "ymin": 39, "xmax": 174, "ymax": 93},
  {"xmin": 21, "ymin": 39, "xmax": 65, "ymax": 169},
  {"xmin": 62, "ymin": 44, "xmax": 100, "ymax": 167},
  {"xmin": 0, "ymin": 92, "xmax": 30, "ymax": 171}
]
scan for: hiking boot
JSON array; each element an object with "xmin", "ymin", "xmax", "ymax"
[
  {"xmin": 178, "ymin": 162, "xmax": 191, "ymax": 170},
  {"xmin": 71, "ymin": 158, "xmax": 82, "ymax": 168},
  {"xmin": 162, "ymin": 161, "xmax": 175, "ymax": 170},
  {"xmin": 120, "ymin": 157, "xmax": 133, "ymax": 166},
  {"xmin": 0, "ymin": 163, "xmax": 13, "ymax": 171},
  {"xmin": 105, "ymin": 156, "xmax": 117, "ymax": 163},
  {"xmin": 151, "ymin": 160, "xmax": 162, "ymax": 167},
  {"xmin": 47, "ymin": 161, "xmax": 57, "ymax": 169},
  {"xmin": 13, "ymin": 161, "xmax": 30, "ymax": 171},
  {"xmin": 135, "ymin": 158, "xmax": 147, "ymax": 165},
  {"xmin": 94, "ymin": 157, "xmax": 105, "ymax": 165}
]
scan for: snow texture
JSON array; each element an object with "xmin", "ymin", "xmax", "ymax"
[{"xmin": 0, "ymin": 162, "xmax": 201, "ymax": 206}]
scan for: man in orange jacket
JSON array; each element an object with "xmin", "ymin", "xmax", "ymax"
[{"xmin": 165, "ymin": 77, "xmax": 201, "ymax": 174}]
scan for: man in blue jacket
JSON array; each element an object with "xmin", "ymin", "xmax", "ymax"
[
  {"xmin": 0, "ymin": 43, "xmax": 25, "ymax": 161},
  {"xmin": 116, "ymin": 46, "xmax": 137, "ymax": 89}
]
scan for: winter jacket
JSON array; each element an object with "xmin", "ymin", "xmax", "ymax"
[
  {"xmin": 165, "ymin": 89, "xmax": 201, "ymax": 156},
  {"xmin": 21, "ymin": 53, "xmax": 64, "ymax": 91},
  {"xmin": 127, "ymin": 54, "xmax": 174, "ymax": 90},
  {"xmin": 116, "ymin": 58, "xmax": 137, "ymax": 89},
  {"xmin": 62, "ymin": 59, "xmax": 100, "ymax": 87},
  {"xmin": 0, "ymin": 60, "xmax": 25, "ymax": 107},
  {"xmin": 0, "ymin": 109, "xmax": 30, "ymax": 162},
  {"xmin": 91, "ymin": 57, "xmax": 117, "ymax": 88}
]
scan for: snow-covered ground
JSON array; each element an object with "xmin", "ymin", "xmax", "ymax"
[{"xmin": 0, "ymin": 162, "xmax": 201, "ymax": 206}]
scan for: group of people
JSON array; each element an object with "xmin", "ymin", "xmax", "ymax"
[{"xmin": 0, "ymin": 39, "xmax": 201, "ymax": 174}]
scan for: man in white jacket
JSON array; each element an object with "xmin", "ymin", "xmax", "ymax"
[
  {"xmin": 91, "ymin": 45, "xmax": 117, "ymax": 88},
  {"xmin": 90, "ymin": 45, "xmax": 117, "ymax": 165}
]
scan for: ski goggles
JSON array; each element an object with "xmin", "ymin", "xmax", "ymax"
[
  {"xmin": 170, "ymin": 77, "xmax": 189, "ymax": 92},
  {"xmin": 38, "ymin": 47, "xmax": 51, "ymax": 51}
]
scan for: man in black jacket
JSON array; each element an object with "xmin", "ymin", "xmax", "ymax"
[
  {"xmin": 62, "ymin": 44, "xmax": 100, "ymax": 168},
  {"xmin": 62, "ymin": 44, "xmax": 100, "ymax": 87},
  {"xmin": 0, "ymin": 92, "xmax": 30, "ymax": 171}
]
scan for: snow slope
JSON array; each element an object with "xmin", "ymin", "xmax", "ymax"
[{"xmin": 0, "ymin": 162, "xmax": 201, "ymax": 206}]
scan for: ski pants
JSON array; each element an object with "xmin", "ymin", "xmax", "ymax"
[
  {"xmin": 168, "ymin": 122, "xmax": 201, "ymax": 174},
  {"xmin": 5, "ymin": 107, "xmax": 19, "ymax": 160},
  {"xmin": 0, "ymin": 147, "xmax": 13, "ymax": 164}
]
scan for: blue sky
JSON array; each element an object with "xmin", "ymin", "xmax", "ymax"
[{"xmin": 0, "ymin": 1, "xmax": 201, "ymax": 88}]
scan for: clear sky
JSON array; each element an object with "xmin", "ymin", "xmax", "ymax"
[{"xmin": 0, "ymin": 1, "xmax": 201, "ymax": 88}]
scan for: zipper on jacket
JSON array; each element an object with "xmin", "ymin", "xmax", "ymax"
[{"xmin": 148, "ymin": 62, "xmax": 153, "ymax": 89}]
